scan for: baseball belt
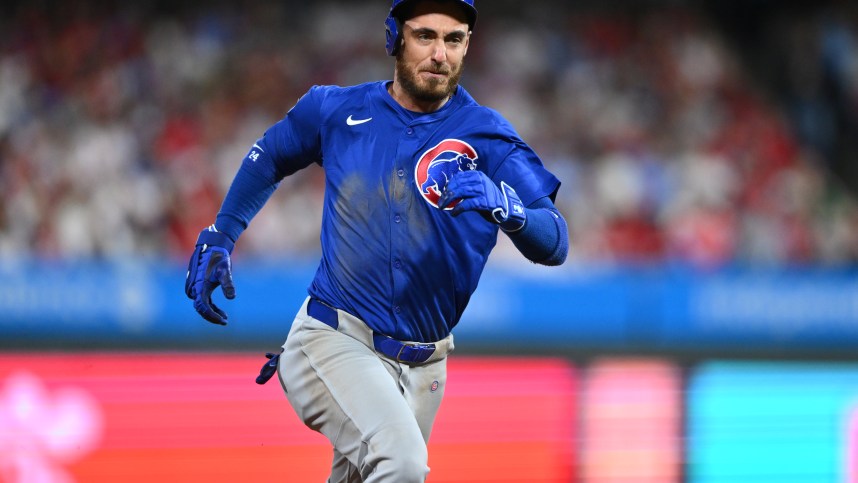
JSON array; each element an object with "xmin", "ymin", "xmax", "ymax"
[{"xmin": 307, "ymin": 298, "xmax": 438, "ymax": 365}]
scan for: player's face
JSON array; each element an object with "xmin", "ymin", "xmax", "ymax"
[{"xmin": 395, "ymin": 4, "xmax": 470, "ymax": 106}]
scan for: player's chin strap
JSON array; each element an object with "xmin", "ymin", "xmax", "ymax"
[{"xmin": 491, "ymin": 181, "xmax": 526, "ymax": 233}]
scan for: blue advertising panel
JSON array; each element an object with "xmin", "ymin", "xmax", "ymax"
[
  {"xmin": 2, "ymin": 258, "xmax": 858, "ymax": 353},
  {"xmin": 660, "ymin": 267, "xmax": 858, "ymax": 352}
]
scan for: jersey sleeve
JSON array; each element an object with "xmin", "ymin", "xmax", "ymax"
[
  {"xmin": 489, "ymin": 135, "xmax": 561, "ymax": 206},
  {"xmin": 213, "ymin": 86, "xmax": 329, "ymax": 241},
  {"xmin": 246, "ymin": 85, "xmax": 327, "ymax": 183}
]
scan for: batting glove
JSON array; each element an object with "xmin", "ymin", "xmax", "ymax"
[
  {"xmin": 185, "ymin": 225, "xmax": 236, "ymax": 326},
  {"xmin": 255, "ymin": 351, "xmax": 282, "ymax": 385},
  {"xmin": 437, "ymin": 170, "xmax": 527, "ymax": 232}
]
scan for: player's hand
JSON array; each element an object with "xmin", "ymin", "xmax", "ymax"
[
  {"xmin": 255, "ymin": 351, "xmax": 282, "ymax": 385},
  {"xmin": 437, "ymin": 170, "xmax": 526, "ymax": 232},
  {"xmin": 184, "ymin": 225, "xmax": 236, "ymax": 326}
]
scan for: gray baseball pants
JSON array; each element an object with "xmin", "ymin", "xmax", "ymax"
[{"xmin": 277, "ymin": 297, "xmax": 454, "ymax": 482}]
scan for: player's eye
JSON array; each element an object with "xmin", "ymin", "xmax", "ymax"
[{"xmin": 445, "ymin": 34, "xmax": 465, "ymax": 45}]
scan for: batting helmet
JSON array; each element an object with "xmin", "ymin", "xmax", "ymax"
[{"xmin": 384, "ymin": 0, "xmax": 477, "ymax": 56}]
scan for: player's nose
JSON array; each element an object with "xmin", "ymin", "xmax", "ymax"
[{"xmin": 431, "ymin": 43, "xmax": 448, "ymax": 63}]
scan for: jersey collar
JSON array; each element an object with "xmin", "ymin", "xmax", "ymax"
[{"xmin": 378, "ymin": 81, "xmax": 466, "ymax": 125}]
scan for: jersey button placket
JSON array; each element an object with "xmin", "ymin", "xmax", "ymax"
[{"xmin": 391, "ymin": 125, "xmax": 420, "ymax": 328}]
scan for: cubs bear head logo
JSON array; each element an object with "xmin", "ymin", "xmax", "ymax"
[{"xmin": 415, "ymin": 139, "xmax": 478, "ymax": 209}]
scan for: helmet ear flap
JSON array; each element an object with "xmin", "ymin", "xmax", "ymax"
[{"xmin": 385, "ymin": 15, "xmax": 403, "ymax": 56}]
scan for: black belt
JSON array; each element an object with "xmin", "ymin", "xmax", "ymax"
[{"xmin": 307, "ymin": 298, "xmax": 436, "ymax": 364}]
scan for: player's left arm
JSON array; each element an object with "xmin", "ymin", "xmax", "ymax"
[
  {"xmin": 438, "ymin": 170, "xmax": 568, "ymax": 266},
  {"xmin": 506, "ymin": 195, "xmax": 568, "ymax": 266}
]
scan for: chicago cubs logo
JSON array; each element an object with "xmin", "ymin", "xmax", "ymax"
[{"xmin": 414, "ymin": 139, "xmax": 478, "ymax": 209}]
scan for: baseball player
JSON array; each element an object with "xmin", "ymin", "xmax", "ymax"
[{"xmin": 185, "ymin": 0, "xmax": 568, "ymax": 481}]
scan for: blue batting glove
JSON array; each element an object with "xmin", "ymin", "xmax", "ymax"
[
  {"xmin": 185, "ymin": 225, "xmax": 236, "ymax": 326},
  {"xmin": 255, "ymin": 351, "xmax": 282, "ymax": 385},
  {"xmin": 437, "ymin": 170, "xmax": 527, "ymax": 232}
]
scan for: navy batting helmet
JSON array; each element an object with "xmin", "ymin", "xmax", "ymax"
[{"xmin": 384, "ymin": 0, "xmax": 477, "ymax": 56}]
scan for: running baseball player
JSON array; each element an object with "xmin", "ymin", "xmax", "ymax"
[{"xmin": 185, "ymin": 0, "xmax": 568, "ymax": 481}]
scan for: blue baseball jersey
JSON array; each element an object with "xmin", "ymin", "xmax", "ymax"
[{"xmin": 247, "ymin": 81, "xmax": 559, "ymax": 343}]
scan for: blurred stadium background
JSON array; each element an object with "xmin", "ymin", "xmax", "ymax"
[{"xmin": 2, "ymin": 0, "xmax": 858, "ymax": 481}]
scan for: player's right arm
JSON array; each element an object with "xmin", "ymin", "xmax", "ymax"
[
  {"xmin": 185, "ymin": 86, "xmax": 327, "ymax": 325},
  {"xmin": 215, "ymin": 87, "xmax": 325, "ymax": 242}
]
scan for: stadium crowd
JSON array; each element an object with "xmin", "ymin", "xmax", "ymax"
[{"xmin": 1, "ymin": 0, "xmax": 857, "ymax": 268}]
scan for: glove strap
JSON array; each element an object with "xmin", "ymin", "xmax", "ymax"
[
  {"xmin": 185, "ymin": 225, "xmax": 235, "ymax": 299},
  {"xmin": 195, "ymin": 225, "xmax": 235, "ymax": 253},
  {"xmin": 493, "ymin": 182, "xmax": 527, "ymax": 233}
]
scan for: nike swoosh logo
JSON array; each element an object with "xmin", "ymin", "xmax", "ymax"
[{"xmin": 347, "ymin": 115, "xmax": 372, "ymax": 126}]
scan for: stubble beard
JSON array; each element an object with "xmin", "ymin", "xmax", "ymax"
[{"xmin": 395, "ymin": 53, "xmax": 463, "ymax": 104}]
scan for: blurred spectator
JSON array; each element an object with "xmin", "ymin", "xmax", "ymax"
[{"xmin": 0, "ymin": 0, "xmax": 856, "ymax": 268}]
